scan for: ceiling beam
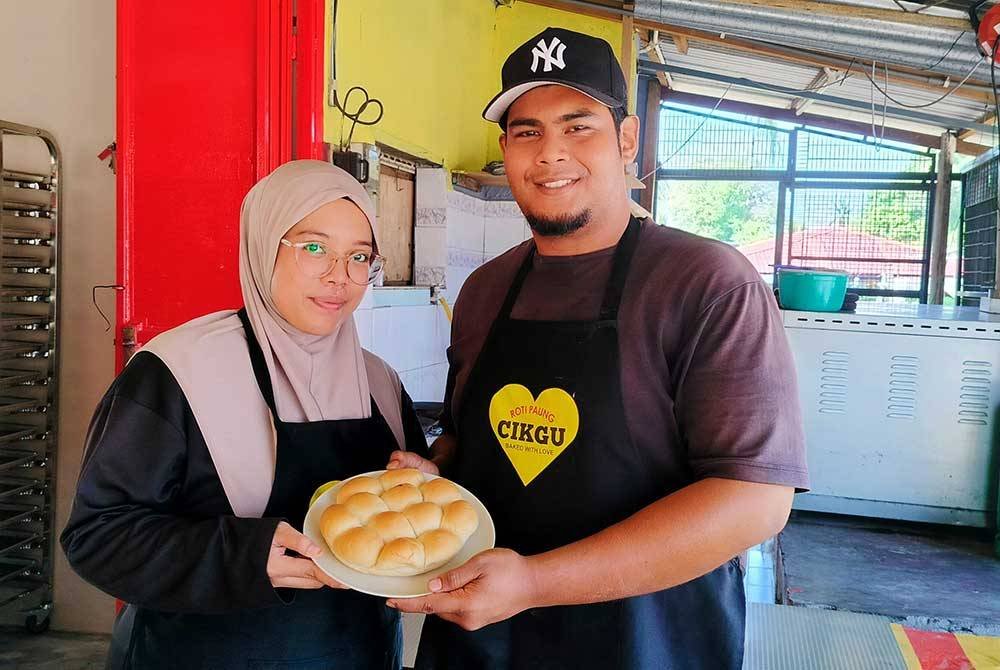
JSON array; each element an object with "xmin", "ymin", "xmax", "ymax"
[
  {"xmin": 522, "ymin": 0, "xmax": 629, "ymax": 21},
  {"xmin": 660, "ymin": 88, "xmax": 991, "ymax": 156},
  {"xmin": 654, "ymin": 25, "xmax": 994, "ymax": 102},
  {"xmin": 959, "ymin": 110, "xmax": 997, "ymax": 140},
  {"xmin": 640, "ymin": 59, "xmax": 997, "ymax": 133},
  {"xmin": 622, "ymin": 13, "xmax": 636, "ymax": 110},
  {"xmin": 523, "ymin": 0, "xmax": 969, "ymax": 30},
  {"xmin": 672, "ymin": 34, "xmax": 689, "ymax": 55},
  {"xmin": 710, "ymin": 0, "xmax": 970, "ymax": 31},
  {"xmin": 641, "ymin": 30, "xmax": 675, "ymax": 89},
  {"xmin": 521, "ymin": 0, "xmax": 994, "ymax": 101},
  {"xmin": 791, "ymin": 67, "xmax": 839, "ymax": 115}
]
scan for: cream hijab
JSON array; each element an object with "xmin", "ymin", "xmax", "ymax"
[{"xmin": 142, "ymin": 160, "xmax": 405, "ymax": 518}]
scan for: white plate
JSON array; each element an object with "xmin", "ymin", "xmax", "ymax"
[{"xmin": 303, "ymin": 470, "xmax": 496, "ymax": 599}]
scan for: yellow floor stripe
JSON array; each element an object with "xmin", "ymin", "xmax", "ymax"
[
  {"xmin": 892, "ymin": 624, "xmax": 923, "ymax": 670},
  {"xmin": 956, "ymin": 633, "xmax": 1000, "ymax": 670}
]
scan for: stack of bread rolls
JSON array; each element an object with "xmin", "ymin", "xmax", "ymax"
[{"xmin": 320, "ymin": 469, "xmax": 480, "ymax": 576}]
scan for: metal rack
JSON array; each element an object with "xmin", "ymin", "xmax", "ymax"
[{"xmin": 0, "ymin": 120, "xmax": 60, "ymax": 633}]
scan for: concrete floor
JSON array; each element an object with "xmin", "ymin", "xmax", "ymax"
[
  {"xmin": 0, "ymin": 627, "xmax": 107, "ymax": 669},
  {"xmin": 10, "ymin": 604, "xmax": 999, "ymax": 670},
  {"xmin": 5, "ymin": 514, "xmax": 998, "ymax": 668},
  {"xmin": 781, "ymin": 511, "xmax": 1000, "ymax": 636}
]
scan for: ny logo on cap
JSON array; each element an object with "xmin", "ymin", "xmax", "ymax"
[{"xmin": 530, "ymin": 37, "xmax": 567, "ymax": 73}]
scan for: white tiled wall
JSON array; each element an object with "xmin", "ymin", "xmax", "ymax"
[
  {"xmin": 355, "ymin": 298, "xmax": 450, "ymax": 403},
  {"xmin": 355, "ymin": 187, "xmax": 529, "ymax": 403},
  {"xmin": 445, "ymin": 189, "xmax": 530, "ymax": 303}
]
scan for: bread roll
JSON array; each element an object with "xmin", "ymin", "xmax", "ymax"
[
  {"xmin": 403, "ymin": 502, "xmax": 443, "ymax": 536},
  {"xmin": 379, "ymin": 468, "xmax": 425, "ymax": 490},
  {"xmin": 336, "ymin": 476, "xmax": 383, "ymax": 504},
  {"xmin": 420, "ymin": 478, "xmax": 462, "ymax": 506},
  {"xmin": 440, "ymin": 500, "xmax": 479, "ymax": 541},
  {"xmin": 343, "ymin": 492, "xmax": 388, "ymax": 521},
  {"xmin": 381, "ymin": 484, "xmax": 424, "ymax": 512},
  {"xmin": 320, "ymin": 504, "xmax": 360, "ymax": 546},
  {"xmin": 370, "ymin": 511, "xmax": 416, "ymax": 542},
  {"xmin": 331, "ymin": 526, "xmax": 382, "ymax": 569},
  {"xmin": 323, "ymin": 473, "xmax": 479, "ymax": 576},
  {"xmin": 420, "ymin": 529, "xmax": 463, "ymax": 568},
  {"xmin": 376, "ymin": 537, "xmax": 426, "ymax": 575}
]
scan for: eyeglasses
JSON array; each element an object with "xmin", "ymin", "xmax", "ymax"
[{"xmin": 279, "ymin": 239, "xmax": 385, "ymax": 285}]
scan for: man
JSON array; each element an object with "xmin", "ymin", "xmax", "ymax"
[{"xmin": 387, "ymin": 27, "xmax": 808, "ymax": 670}]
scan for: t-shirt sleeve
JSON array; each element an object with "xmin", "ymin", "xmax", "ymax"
[{"xmin": 676, "ymin": 281, "xmax": 810, "ymax": 490}]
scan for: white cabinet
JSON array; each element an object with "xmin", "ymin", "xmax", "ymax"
[{"xmin": 785, "ymin": 305, "xmax": 1000, "ymax": 527}]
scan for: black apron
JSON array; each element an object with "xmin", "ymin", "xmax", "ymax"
[
  {"xmin": 109, "ymin": 309, "xmax": 402, "ymax": 670},
  {"xmin": 416, "ymin": 218, "xmax": 746, "ymax": 670}
]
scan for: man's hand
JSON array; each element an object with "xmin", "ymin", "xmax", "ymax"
[
  {"xmin": 267, "ymin": 521, "xmax": 346, "ymax": 590},
  {"xmin": 387, "ymin": 549, "xmax": 538, "ymax": 630},
  {"xmin": 386, "ymin": 450, "xmax": 440, "ymax": 476}
]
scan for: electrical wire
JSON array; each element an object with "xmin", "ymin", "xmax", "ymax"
[
  {"xmin": 991, "ymin": 35, "xmax": 999, "ymax": 203},
  {"xmin": 913, "ymin": 0, "xmax": 956, "ymax": 13},
  {"xmin": 871, "ymin": 61, "xmax": 878, "ymax": 141},
  {"xmin": 870, "ymin": 62, "xmax": 887, "ymax": 150},
  {"xmin": 332, "ymin": 86, "xmax": 384, "ymax": 150},
  {"xmin": 883, "ymin": 63, "xmax": 890, "ymax": 137},
  {"xmin": 860, "ymin": 57, "xmax": 983, "ymax": 108},
  {"xmin": 924, "ymin": 30, "xmax": 966, "ymax": 71},
  {"xmin": 639, "ymin": 83, "xmax": 734, "ymax": 182}
]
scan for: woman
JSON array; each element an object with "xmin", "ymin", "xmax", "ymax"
[{"xmin": 62, "ymin": 160, "xmax": 429, "ymax": 669}]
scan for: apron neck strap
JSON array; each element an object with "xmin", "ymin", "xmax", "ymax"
[
  {"xmin": 599, "ymin": 216, "xmax": 641, "ymax": 321},
  {"xmin": 498, "ymin": 216, "xmax": 641, "ymax": 321},
  {"xmin": 236, "ymin": 307, "xmax": 280, "ymax": 416}
]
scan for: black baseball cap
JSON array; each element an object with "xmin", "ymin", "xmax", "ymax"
[{"xmin": 483, "ymin": 27, "xmax": 628, "ymax": 124}]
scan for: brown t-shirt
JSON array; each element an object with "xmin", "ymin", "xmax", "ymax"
[{"xmin": 441, "ymin": 219, "xmax": 809, "ymax": 493}]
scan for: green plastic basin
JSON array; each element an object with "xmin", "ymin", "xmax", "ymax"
[{"xmin": 777, "ymin": 269, "xmax": 848, "ymax": 312}]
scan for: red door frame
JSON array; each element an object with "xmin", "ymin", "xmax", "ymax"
[
  {"xmin": 293, "ymin": 0, "xmax": 326, "ymax": 161},
  {"xmin": 115, "ymin": 0, "xmax": 325, "ymax": 371}
]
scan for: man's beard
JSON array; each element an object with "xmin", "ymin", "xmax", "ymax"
[{"xmin": 524, "ymin": 209, "xmax": 592, "ymax": 237}]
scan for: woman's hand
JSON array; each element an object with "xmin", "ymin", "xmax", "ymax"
[
  {"xmin": 267, "ymin": 521, "xmax": 346, "ymax": 590},
  {"xmin": 386, "ymin": 450, "xmax": 439, "ymax": 476}
]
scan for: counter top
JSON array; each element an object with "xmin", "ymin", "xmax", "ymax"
[{"xmin": 783, "ymin": 302, "xmax": 1000, "ymax": 325}]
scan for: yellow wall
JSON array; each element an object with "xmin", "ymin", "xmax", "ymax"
[
  {"xmin": 487, "ymin": 3, "xmax": 624, "ymax": 164},
  {"xmin": 326, "ymin": 0, "xmax": 627, "ymax": 173},
  {"xmin": 325, "ymin": 0, "xmax": 495, "ymax": 169}
]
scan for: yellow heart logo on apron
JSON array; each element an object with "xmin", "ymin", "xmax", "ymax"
[{"xmin": 488, "ymin": 384, "xmax": 580, "ymax": 486}]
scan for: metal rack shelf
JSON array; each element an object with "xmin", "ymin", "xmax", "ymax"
[
  {"xmin": 0, "ymin": 530, "xmax": 45, "ymax": 560},
  {"xmin": 0, "ymin": 504, "xmax": 42, "ymax": 531},
  {"xmin": 1, "ymin": 217, "xmax": 54, "ymax": 242},
  {"xmin": 0, "ymin": 427, "xmax": 42, "ymax": 444},
  {"xmin": 0, "ymin": 478, "xmax": 44, "ymax": 503},
  {"xmin": 0, "ymin": 343, "xmax": 47, "ymax": 360},
  {"xmin": 0, "ymin": 558, "xmax": 42, "ymax": 587},
  {"xmin": 0, "ymin": 119, "xmax": 60, "ymax": 632},
  {"xmin": 0, "ymin": 450, "xmax": 43, "ymax": 473},
  {"xmin": 0, "ymin": 371, "xmax": 45, "ymax": 388}
]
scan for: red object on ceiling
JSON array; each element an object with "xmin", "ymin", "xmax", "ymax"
[
  {"xmin": 115, "ymin": 0, "xmax": 324, "ymax": 371},
  {"xmin": 977, "ymin": 4, "xmax": 1000, "ymax": 62}
]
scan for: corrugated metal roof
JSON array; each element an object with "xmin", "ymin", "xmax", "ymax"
[
  {"xmin": 634, "ymin": 0, "xmax": 988, "ymax": 79},
  {"xmin": 645, "ymin": 32, "xmax": 994, "ymax": 137}
]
